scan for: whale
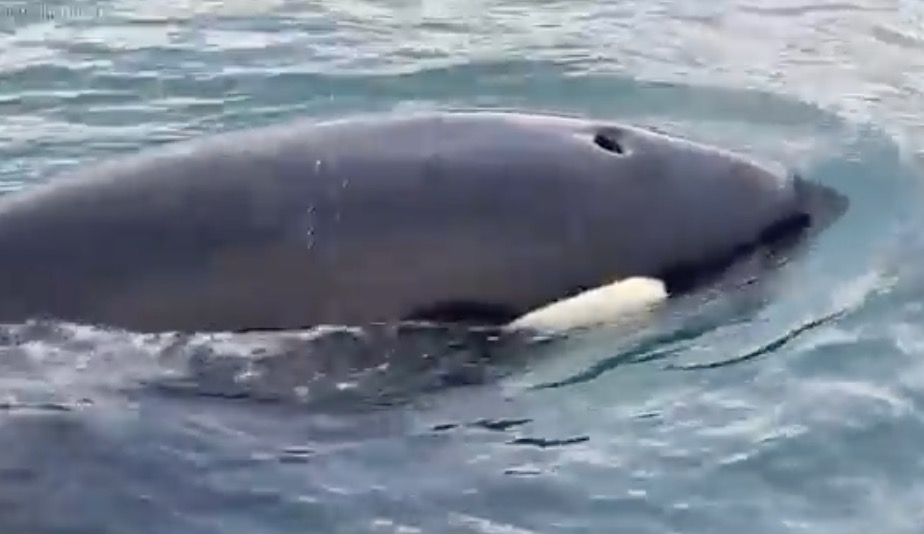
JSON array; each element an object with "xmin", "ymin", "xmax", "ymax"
[{"xmin": 0, "ymin": 111, "xmax": 847, "ymax": 334}]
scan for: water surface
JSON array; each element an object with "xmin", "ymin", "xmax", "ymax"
[{"xmin": 1, "ymin": 1, "xmax": 923, "ymax": 532}]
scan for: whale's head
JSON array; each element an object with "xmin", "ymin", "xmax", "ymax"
[{"xmin": 581, "ymin": 122, "xmax": 848, "ymax": 294}]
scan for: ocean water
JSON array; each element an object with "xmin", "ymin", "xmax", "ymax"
[{"xmin": 1, "ymin": 0, "xmax": 924, "ymax": 532}]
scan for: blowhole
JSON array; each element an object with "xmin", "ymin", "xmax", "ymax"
[{"xmin": 593, "ymin": 131, "xmax": 625, "ymax": 155}]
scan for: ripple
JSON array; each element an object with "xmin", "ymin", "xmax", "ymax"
[
  {"xmin": 870, "ymin": 24, "xmax": 924, "ymax": 50},
  {"xmin": 740, "ymin": 2, "xmax": 887, "ymax": 16},
  {"xmin": 669, "ymin": 308, "xmax": 849, "ymax": 371}
]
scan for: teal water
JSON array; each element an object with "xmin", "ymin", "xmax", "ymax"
[{"xmin": 2, "ymin": 1, "xmax": 924, "ymax": 532}]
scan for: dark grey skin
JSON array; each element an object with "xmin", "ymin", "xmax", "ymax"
[{"xmin": 0, "ymin": 111, "xmax": 846, "ymax": 333}]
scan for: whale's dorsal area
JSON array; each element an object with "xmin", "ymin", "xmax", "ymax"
[{"xmin": 0, "ymin": 111, "xmax": 846, "ymax": 334}]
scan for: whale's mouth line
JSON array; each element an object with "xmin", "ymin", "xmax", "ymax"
[
  {"xmin": 657, "ymin": 177, "xmax": 848, "ymax": 297},
  {"xmin": 656, "ymin": 211, "xmax": 812, "ymax": 296}
]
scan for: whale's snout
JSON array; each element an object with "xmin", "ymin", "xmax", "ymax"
[
  {"xmin": 790, "ymin": 173, "xmax": 849, "ymax": 233},
  {"xmin": 744, "ymin": 171, "xmax": 848, "ymax": 258}
]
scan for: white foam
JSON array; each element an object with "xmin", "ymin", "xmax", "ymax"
[{"xmin": 506, "ymin": 277, "xmax": 668, "ymax": 333}]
